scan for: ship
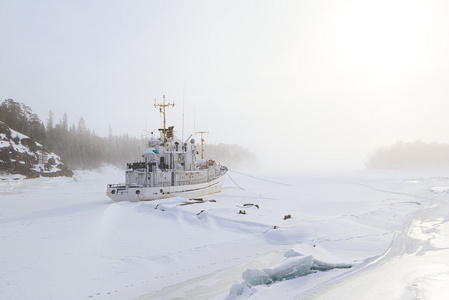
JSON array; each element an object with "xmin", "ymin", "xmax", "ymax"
[{"xmin": 106, "ymin": 95, "xmax": 228, "ymax": 202}]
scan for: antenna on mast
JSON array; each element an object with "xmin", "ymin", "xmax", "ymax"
[
  {"xmin": 182, "ymin": 85, "xmax": 185, "ymax": 143},
  {"xmin": 154, "ymin": 95, "xmax": 175, "ymax": 146},
  {"xmin": 196, "ymin": 131, "xmax": 208, "ymax": 159}
]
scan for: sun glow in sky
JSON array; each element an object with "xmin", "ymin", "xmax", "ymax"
[
  {"xmin": 338, "ymin": 0, "xmax": 428, "ymax": 70},
  {"xmin": 1, "ymin": 0, "xmax": 449, "ymax": 171}
]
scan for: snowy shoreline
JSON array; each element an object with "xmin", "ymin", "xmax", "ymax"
[{"xmin": 1, "ymin": 167, "xmax": 449, "ymax": 299}]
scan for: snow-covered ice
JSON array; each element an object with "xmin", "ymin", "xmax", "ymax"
[{"xmin": 1, "ymin": 166, "xmax": 449, "ymax": 299}]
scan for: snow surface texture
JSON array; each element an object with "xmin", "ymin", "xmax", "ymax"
[{"xmin": 1, "ymin": 167, "xmax": 449, "ymax": 299}]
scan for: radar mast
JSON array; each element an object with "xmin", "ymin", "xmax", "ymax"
[
  {"xmin": 154, "ymin": 95, "xmax": 175, "ymax": 146},
  {"xmin": 196, "ymin": 131, "xmax": 208, "ymax": 159}
]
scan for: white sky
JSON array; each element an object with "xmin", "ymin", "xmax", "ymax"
[{"xmin": 1, "ymin": 0, "xmax": 449, "ymax": 171}]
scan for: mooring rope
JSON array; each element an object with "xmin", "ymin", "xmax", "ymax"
[
  {"xmin": 227, "ymin": 172, "xmax": 245, "ymax": 190},
  {"xmin": 228, "ymin": 169, "xmax": 290, "ymax": 186}
]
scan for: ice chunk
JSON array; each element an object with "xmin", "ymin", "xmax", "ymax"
[
  {"xmin": 312, "ymin": 259, "xmax": 352, "ymax": 271},
  {"xmin": 284, "ymin": 249, "xmax": 303, "ymax": 257},
  {"xmin": 226, "ymin": 281, "xmax": 253, "ymax": 299},
  {"xmin": 242, "ymin": 256, "xmax": 315, "ymax": 286},
  {"xmin": 242, "ymin": 269, "xmax": 271, "ymax": 285},
  {"xmin": 236, "ymin": 254, "xmax": 352, "ymax": 291},
  {"xmin": 228, "ymin": 281, "xmax": 244, "ymax": 297},
  {"xmin": 267, "ymin": 255, "xmax": 315, "ymax": 282}
]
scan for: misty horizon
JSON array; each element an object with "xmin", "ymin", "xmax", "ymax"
[{"xmin": 2, "ymin": 0, "xmax": 449, "ymax": 171}]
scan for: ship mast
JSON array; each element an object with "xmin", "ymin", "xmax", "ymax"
[
  {"xmin": 196, "ymin": 131, "xmax": 208, "ymax": 159},
  {"xmin": 154, "ymin": 95, "xmax": 175, "ymax": 146}
]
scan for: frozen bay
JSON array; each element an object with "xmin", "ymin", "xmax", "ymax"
[{"xmin": 1, "ymin": 167, "xmax": 449, "ymax": 299}]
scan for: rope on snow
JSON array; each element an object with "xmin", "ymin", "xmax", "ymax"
[
  {"xmin": 226, "ymin": 172, "xmax": 244, "ymax": 190},
  {"xmin": 228, "ymin": 169, "xmax": 290, "ymax": 186}
]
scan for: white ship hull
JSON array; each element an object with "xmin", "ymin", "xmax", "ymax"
[
  {"xmin": 106, "ymin": 95, "xmax": 227, "ymax": 202},
  {"xmin": 107, "ymin": 173, "xmax": 225, "ymax": 202}
]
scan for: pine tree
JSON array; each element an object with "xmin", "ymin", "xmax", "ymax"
[{"xmin": 47, "ymin": 111, "xmax": 54, "ymax": 130}]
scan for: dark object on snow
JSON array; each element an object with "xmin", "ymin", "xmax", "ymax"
[
  {"xmin": 243, "ymin": 203, "xmax": 259, "ymax": 209},
  {"xmin": 179, "ymin": 199, "xmax": 217, "ymax": 206}
]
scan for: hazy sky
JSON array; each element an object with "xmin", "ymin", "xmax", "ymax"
[{"xmin": 1, "ymin": 0, "xmax": 449, "ymax": 171}]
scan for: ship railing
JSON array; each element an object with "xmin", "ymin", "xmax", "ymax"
[
  {"xmin": 152, "ymin": 173, "xmax": 222, "ymax": 187},
  {"xmin": 108, "ymin": 183, "xmax": 126, "ymax": 188},
  {"xmin": 154, "ymin": 181, "xmax": 172, "ymax": 187},
  {"xmin": 128, "ymin": 184, "xmax": 144, "ymax": 188},
  {"xmin": 175, "ymin": 178, "xmax": 211, "ymax": 186},
  {"xmin": 176, "ymin": 180, "xmax": 192, "ymax": 186}
]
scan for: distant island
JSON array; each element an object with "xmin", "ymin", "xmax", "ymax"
[{"xmin": 366, "ymin": 141, "xmax": 449, "ymax": 169}]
